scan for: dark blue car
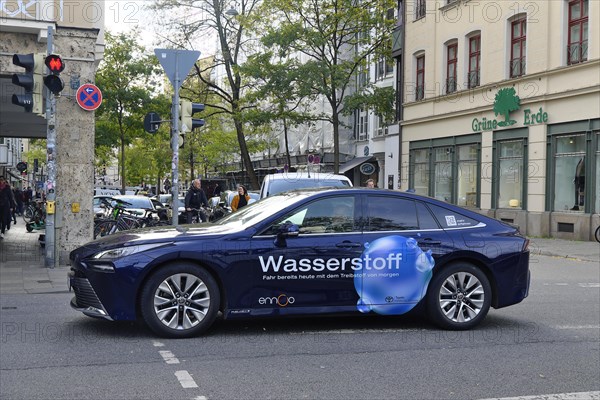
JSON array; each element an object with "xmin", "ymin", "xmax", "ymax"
[{"xmin": 69, "ymin": 188, "xmax": 530, "ymax": 338}]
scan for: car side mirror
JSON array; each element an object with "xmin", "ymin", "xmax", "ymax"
[{"xmin": 274, "ymin": 222, "xmax": 299, "ymax": 247}]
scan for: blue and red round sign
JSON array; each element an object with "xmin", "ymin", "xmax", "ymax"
[{"xmin": 76, "ymin": 84, "xmax": 102, "ymax": 111}]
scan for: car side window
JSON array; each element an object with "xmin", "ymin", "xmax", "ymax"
[
  {"xmin": 426, "ymin": 203, "xmax": 480, "ymax": 228},
  {"xmin": 416, "ymin": 201, "xmax": 440, "ymax": 230},
  {"xmin": 366, "ymin": 196, "xmax": 419, "ymax": 231},
  {"xmin": 261, "ymin": 196, "xmax": 357, "ymax": 235}
]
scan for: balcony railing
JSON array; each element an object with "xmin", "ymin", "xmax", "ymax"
[
  {"xmin": 510, "ymin": 57, "xmax": 526, "ymax": 78},
  {"xmin": 468, "ymin": 70, "xmax": 480, "ymax": 88},
  {"xmin": 568, "ymin": 41, "xmax": 588, "ymax": 65},
  {"xmin": 415, "ymin": 85, "xmax": 424, "ymax": 101},
  {"xmin": 445, "ymin": 77, "xmax": 457, "ymax": 94}
]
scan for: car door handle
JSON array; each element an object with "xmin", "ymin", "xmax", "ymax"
[
  {"xmin": 336, "ymin": 241, "xmax": 362, "ymax": 248},
  {"xmin": 418, "ymin": 239, "xmax": 442, "ymax": 246}
]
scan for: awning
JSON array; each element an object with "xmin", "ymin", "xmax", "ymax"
[{"xmin": 339, "ymin": 156, "xmax": 374, "ymax": 173}]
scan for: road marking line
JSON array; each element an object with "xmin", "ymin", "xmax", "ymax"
[
  {"xmin": 478, "ymin": 391, "xmax": 600, "ymax": 400},
  {"xmin": 555, "ymin": 325, "xmax": 600, "ymax": 330},
  {"xmin": 175, "ymin": 370, "xmax": 198, "ymax": 388},
  {"xmin": 159, "ymin": 350, "xmax": 180, "ymax": 364},
  {"xmin": 578, "ymin": 283, "xmax": 600, "ymax": 288},
  {"xmin": 152, "ymin": 341, "xmax": 165, "ymax": 347}
]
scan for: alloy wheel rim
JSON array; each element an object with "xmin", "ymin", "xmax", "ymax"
[
  {"xmin": 438, "ymin": 272, "xmax": 485, "ymax": 323},
  {"xmin": 153, "ymin": 273, "xmax": 211, "ymax": 330}
]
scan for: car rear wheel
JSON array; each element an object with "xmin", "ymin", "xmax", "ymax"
[
  {"xmin": 140, "ymin": 263, "xmax": 220, "ymax": 338},
  {"xmin": 426, "ymin": 263, "xmax": 491, "ymax": 330}
]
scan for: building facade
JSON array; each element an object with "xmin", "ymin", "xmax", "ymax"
[
  {"xmin": 1, "ymin": 0, "xmax": 105, "ymax": 261},
  {"xmin": 400, "ymin": 0, "xmax": 599, "ymax": 240}
]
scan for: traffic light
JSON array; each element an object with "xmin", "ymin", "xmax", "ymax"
[
  {"xmin": 179, "ymin": 100, "xmax": 205, "ymax": 132},
  {"xmin": 11, "ymin": 53, "xmax": 44, "ymax": 115},
  {"xmin": 43, "ymin": 54, "xmax": 65, "ymax": 95}
]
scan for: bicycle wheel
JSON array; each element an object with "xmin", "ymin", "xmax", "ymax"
[
  {"xmin": 94, "ymin": 220, "xmax": 118, "ymax": 239},
  {"xmin": 595, "ymin": 225, "xmax": 600, "ymax": 243},
  {"xmin": 22, "ymin": 205, "xmax": 35, "ymax": 223}
]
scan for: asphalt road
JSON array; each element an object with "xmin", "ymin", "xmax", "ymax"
[{"xmin": 1, "ymin": 254, "xmax": 598, "ymax": 400}]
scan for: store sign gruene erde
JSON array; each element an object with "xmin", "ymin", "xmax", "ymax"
[{"xmin": 471, "ymin": 87, "xmax": 549, "ymax": 132}]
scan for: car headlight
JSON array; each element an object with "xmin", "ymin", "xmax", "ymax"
[{"xmin": 93, "ymin": 243, "xmax": 166, "ymax": 260}]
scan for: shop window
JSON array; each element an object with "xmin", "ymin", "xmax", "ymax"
[
  {"xmin": 457, "ymin": 144, "xmax": 478, "ymax": 207},
  {"xmin": 412, "ymin": 149, "xmax": 429, "ymax": 196},
  {"xmin": 568, "ymin": 0, "xmax": 588, "ymax": 64},
  {"xmin": 446, "ymin": 42, "xmax": 457, "ymax": 94},
  {"xmin": 434, "ymin": 147, "xmax": 453, "ymax": 203},
  {"xmin": 596, "ymin": 133, "xmax": 600, "ymax": 213},
  {"xmin": 497, "ymin": 140, "xmax": 525, "ymax": 209},
  {"xmin": 510, "ymin": 17, "xmax": 527, "ymax": 78},
  {"xmin": 468, "ymin": 35, "xmax": 481, "ymax": 88},
  {"xmin": 553, "ymin": 134, "xmax": 586, "ymax": 211}
]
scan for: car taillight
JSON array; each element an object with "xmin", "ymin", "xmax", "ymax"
[{"xmin": 522, "ymin": 238, "xmax": 530, "ymax": 252}]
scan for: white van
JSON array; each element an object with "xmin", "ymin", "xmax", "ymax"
[{"xmin": 259, "ymin": 172, "xmax": 352, "ymax": 198}]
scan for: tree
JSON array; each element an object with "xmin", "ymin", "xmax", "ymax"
[
  {"xmin": 253, "ymin": 0, "xmax": 396, "ymax": 173},
  {"xmin": 95, "ymin": 30, "xmax": 160, "ymax": 193},
  {"xmin": 493, "ymin": 88, "xmax": 521, "ymax": 127},
  {"xmin": 150, "ymin": 0, "xmax": 264, "ymax": 189}
]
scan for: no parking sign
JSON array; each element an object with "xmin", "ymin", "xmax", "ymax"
[{"xmin": 76, "ymin": 84, "xmax": 103, "ymax": 111}]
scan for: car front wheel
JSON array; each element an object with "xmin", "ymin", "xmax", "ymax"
[
  {"xmin": 140, "ymin": 263, "xmax": 220, "ymax": 338},
  {"xmin": 426, "ymin": 263, "xmax": 491, "ymax": 330}
]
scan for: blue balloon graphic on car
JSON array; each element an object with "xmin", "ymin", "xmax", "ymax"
[{"xmin": 354, "ymin": 235, "xmax": 435, "ymax": 315}]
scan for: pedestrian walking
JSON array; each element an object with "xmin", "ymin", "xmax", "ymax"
[
  {"xmin": 0, "ymin": 176, "xmax": 16, "ymax": 239},
  {"xmin": 231, "ymin": 185, "xmax": 250, "ymax": 212}
]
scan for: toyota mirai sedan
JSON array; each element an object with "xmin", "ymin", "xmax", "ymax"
[{"xmin": 68, "ymin": 188, "xmax": 530, "ymax": 338}]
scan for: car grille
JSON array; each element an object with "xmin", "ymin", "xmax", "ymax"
[{"xmin": 71, "ymin": 277, "xmax": 104, "ymax": 310}]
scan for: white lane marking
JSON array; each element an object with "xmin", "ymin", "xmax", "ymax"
[
  {"xmin": 578, "ymin": 283, "xmax": 600, "ymax": 288},
  {"xmin": 159, "ymin": 350, "xmax": 180, "ymax": 364},
  {"xmin": 152, "ymin": 341, "xmax": 165, "ymax": 347},
  {"xmin": 478, "ymin": 391, "xmax": 600, "ymax": 400},
  {"xmin": 554, "ymin": 325, "xmax": 600, "ymax": 330},
  {"xmin": 192, "ymin": 397, "xmax": 208, "ymax": 400},
  {"xmin": 555, "ymin": 283, "xmax": 569, "ymax": 286},
  {"xmin": 175, "ymin": 370, "xmax": 198, "ymax": 388}
]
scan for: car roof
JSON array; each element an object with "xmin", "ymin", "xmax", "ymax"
[{"xmin": 263, "ymin": 172, "xmax": 350, "ymax": 181}]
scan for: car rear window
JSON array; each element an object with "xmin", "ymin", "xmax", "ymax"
[
  {"xmin": 268, "ymin": 179, "xmax": 351, "ymax": 196},
  {"xmin": 426, "ymin": 203, "xmax": 481, "ymax": 228}
]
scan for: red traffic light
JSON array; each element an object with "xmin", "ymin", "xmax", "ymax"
[{"xmin": 45, "ymin": 54, "xmax": 64, "ymax": 73}]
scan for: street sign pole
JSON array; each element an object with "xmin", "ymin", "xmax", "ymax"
[
  {"xmin": 45, "ymin": 26, "xmax": 57, "ymax": 269},
  {"xmin": 154, "ymin": 49, "xmax": 200, "ymax": 226},
  {"xmin": 171, "ymin": 59, "xmax": 180, "ymax": 226}
]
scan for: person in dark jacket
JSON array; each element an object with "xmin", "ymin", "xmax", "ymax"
[
  {"xmin": 0, "ymin": 176, "xmax": 16, "ymax": 239},
  {"xmin": 184, "ymin": 179, "xmax": 208, "ymax": 223}
]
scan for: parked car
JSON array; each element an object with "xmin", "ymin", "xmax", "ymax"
[
  {"xmin": 69, "ymin": 187, "xmax": 530, "ymax": 338},
  {"xmin": 260, "ymin": 171, "xmax": 352, "ymax": 198},
  {"xmin": 110, "ymin": 195, "xmax": 166, "ymax": 218}
]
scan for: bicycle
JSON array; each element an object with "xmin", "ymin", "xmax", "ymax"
[{"xmin": 595, "ymin": 224, "xmax": 600, "ymax": 243}]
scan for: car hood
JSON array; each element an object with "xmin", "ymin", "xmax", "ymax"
[{"xmin": 71, "ymin": 223, "xmax": 240, "ymax": 259}]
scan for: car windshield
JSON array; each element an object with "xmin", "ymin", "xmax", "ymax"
[
  {"xmin": 215, "ymin": 192, "xmax": 309, "ymax": 227},
  {"xmin": 115, "ymin": 197, "xmax": 150, "ymax": 209},
  {"xmin": 268, "ymin": 179, "xmax": 350, "ymax": 196}
]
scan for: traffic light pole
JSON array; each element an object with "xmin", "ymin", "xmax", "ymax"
[
  {"xmin": 171, "ymin": 59, "xmax": 180, "ymax": 226},
  {"xmin": 45, "ymin": 26, "xmax": 58, "ymax": 269}
]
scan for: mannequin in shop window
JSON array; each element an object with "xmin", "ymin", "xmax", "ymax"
[{"xmin": 571, "ymin": 157, "xmax": 585, "ymax": 211}]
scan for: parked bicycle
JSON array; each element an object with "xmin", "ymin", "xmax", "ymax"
[{"xmin": 93, "ymin": 198, "xmax": 169, "ymax": 239}]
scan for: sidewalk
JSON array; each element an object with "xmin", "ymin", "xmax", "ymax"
[{"xmin": 0, "ymin": 217, "xmax": 598, "ymax": 295}]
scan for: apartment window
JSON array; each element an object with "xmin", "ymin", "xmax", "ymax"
[
  {"xmin": 510, "ymin": 18, "xmax": 526, "ymax": 77},
  {"xmin": 416, "ymin": 55, "xmax": 425, "ymax": 100},
  {"xmin": 358, "ymin": 64, "xmax": 368, "ymax": 87},
  {"xmin": 358, "ymin": 108, "xmax": 369, "ymax": 141},
  {"xmin": 376, "ymin": 115, "xmax": 389, "ymax": 137},
  {"xmin": 568, "ymin": 0, "xmax": 588, "ymax": 64},
  {"xmin": 415, "ymin": 0, "xmax": 425, "ymax": 19},
  {"xmin": 446, "ymin": 43, "xmax": 457, "ymax": 94},
  {"xmin": 468, "ymin": 35, "xmax": 481, "ymax": 88},
  {"xmin": 375, "ymin": 57, "xmax": 394, "ymax": 81}
]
